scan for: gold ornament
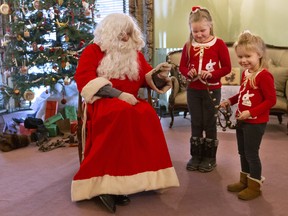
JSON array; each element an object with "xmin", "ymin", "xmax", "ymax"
[
  {"xmin": 14, "ymin": 89, "xmax": 20, "ymax": 95},
  {"xmin": 57, "ymin": 0, "xmax": 64, "ymax": 6},
  {"xmin": 24, "ymin": 30, "xmax": 30, "ymax": 38},
  {"xmin": 64, "ymin": 35, "xmax": 69, "ymax": 42},
  {"xmin": 0, "ymin": 3, "xmax": 10, "ymax": 15},
  {"xmin": 23, "ymin": 90, "xmax": 35, "ymax": 101},
  {"xmin": 33, "ymin": 0, "xmax": 40, "ymax": 10}
]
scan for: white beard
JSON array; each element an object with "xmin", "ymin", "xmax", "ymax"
[{"xmin": 97, "ymin": 39, "xmax": 139, "ymax": 81}]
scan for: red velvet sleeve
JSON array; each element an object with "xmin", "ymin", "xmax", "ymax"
[{"xmin": 74, "ymin": 44, "xmax": 104, "ymax": 92}]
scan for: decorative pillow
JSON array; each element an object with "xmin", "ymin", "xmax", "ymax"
[
  {"xmin": 221, "ymin": 67, "xmax": 241, "ymax": 85},
  {"xmin": 268, "ymin": 60, "xmax": 288, "ymax": 97}
]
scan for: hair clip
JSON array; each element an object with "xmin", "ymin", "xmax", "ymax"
[{"xmin": 191, "ymin": 6, "xmax": 201, "ymax": 13}]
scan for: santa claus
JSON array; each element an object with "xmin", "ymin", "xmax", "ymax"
[{"xmin": 71, "ymin": 13, "xmax": 179, "ymax": 213}]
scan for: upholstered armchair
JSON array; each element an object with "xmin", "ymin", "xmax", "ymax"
[{"xmin": 166, "ymin": 50, "xmax": 189, "ymax": 128}]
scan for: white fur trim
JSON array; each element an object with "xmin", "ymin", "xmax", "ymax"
[
  {"xmin": 81, "ymin": 77, "xmax": 112, "ymax": 104},
  {"xmin": 71, "ymin": 167, "xmax": 179, "ymax": 201}
]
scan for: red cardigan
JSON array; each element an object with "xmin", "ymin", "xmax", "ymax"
[
  {"xmin": 179, "ymin": 37, "xmax": 231, "ymax": 90},
  {"xmin": 229, "ymin": 69, "xmax": 276, "ymax": 124}
]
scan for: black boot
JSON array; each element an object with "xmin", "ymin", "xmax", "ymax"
[
  {"xmin": 198, "ymin": 138, "xmax": 218, "ymax": 172},
  {"xmin": 186, "ymin": 137, "xmax": 204, "ymax": 171},
  {"xmin": 99, "ymin": 194, "xmax": 116, "ymax": 213},
  {"xmin": 113, "ymin": 195, "xmax": 130, "ymax": 206}
]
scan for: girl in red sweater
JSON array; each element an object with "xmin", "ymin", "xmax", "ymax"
[
  {"xmin": 221, "ymin": 31, "xmax": 276, "ymax": 200},
  {"xmin": 179, "ymin": 6, "xmax": 231, "ymax": 172}
]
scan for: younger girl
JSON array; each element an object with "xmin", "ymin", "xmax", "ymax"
[
  {"xmin": 179, "ymin": 6, "xmax": 231, "ymax": 172},
  {"xmin": 221, "ymin": 31, "xmax": 276, "ymax": 200}
]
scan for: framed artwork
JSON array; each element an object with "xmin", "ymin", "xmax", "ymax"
[{"xmin": 221, "ymin": 67, "xmax": 241, "ymax": 85}]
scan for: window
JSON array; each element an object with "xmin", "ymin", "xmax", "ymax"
[{"xmin": 95, "ymin": 0, "xmax": 129, "ymax": 23}]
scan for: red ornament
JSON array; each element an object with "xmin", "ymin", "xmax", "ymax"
[{"xmin": 61, "ymin": 98, "xmax": 67, "ymax": 104}]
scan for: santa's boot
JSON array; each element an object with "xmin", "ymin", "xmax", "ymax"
[
  {"xmin": 227, "ymin": 172, "xmax": 248, "ymax": 192},
  {"xmin": 186, "ymin": 137, "xmax": 204, "ymax": 171},
  {"xmin": 238, "ymin": 175, "xmax": 265, "ymax": 200},
  {"xmin": 198, "ymin": 138, "xmax": 218, "ymax": 172}
]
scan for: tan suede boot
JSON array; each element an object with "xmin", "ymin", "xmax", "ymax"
[
  {"xmin": 238, "ymin": 175, "xmax": 265, "ymax": 200},
  {"xmin": 227, "ymin": 172, "xmax": 248, "ymax": 192}
]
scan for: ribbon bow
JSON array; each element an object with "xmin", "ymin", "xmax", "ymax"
[{"xmin": 191, "ymin": 6, "xmax": 201, "ymax": 13}]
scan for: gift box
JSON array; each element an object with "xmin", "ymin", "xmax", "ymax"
[
  {"xmin": 18, "ymin": 123, "xmax": 37, "ymax": 135},
  {"xmin": 70, "ymin": 120, "xmax": 78, "ymax": 134},
  {"xmin": 44, "ymin": 113, "xmax": 64, "ymax": 127},
  {"xmin": 45, "ymin": 124, "xmax": 58, "ymax": 137},
  {"xmin": 64, "ymin": 106, "xmax": 77, "ymax": 121},
  {"xmin": 45, "ymin": 101, "xmax": 59, "ymax": 120}
]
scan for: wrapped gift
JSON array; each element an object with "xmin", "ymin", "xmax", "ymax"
[
  {"xmin": 44, "ymin": 113, "xmax": 64, "ymax": 127},
  {"xmin": 45, "ymin": 101, "xmax": 58, "ymax": 120},
  {"xmin": 45, "ymin": 124, "xmax": 58, "ymax": 137},
  {"xmin": 64, "ymin": 106, "xmax": 77, "ymax": 121},
  {"xmin": 18, "ymin": 123, "xmax": 37, "ymax": 135}
]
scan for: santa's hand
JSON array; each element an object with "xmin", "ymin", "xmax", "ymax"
[
  {"xmin": 118, "ymin": 92, "xmax": 139, "ymax": 105},
  {"xmin": 154, "ymin": 62, "xmax": 172, "ymax": 78}
]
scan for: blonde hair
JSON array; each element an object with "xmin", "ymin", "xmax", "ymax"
[
  {"xmin": 185, "ymin": 7, "xmax": 214, "ymax": 57},
  {"xmin": 234, "ymin": 31, "xmax": 267, "ymax": 88}
]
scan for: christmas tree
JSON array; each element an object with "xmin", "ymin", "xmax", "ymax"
[{"xmin": 0, "ymin": 0, "xmax": 96, "ymax": 109}]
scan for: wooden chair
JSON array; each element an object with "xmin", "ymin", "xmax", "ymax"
[{"xmin": 166, "ymin": 50, "xmax": 189, "ymax": 128}]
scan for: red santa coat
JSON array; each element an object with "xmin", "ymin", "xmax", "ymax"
[{"xmin": 71, "ymin": 44, "xmax": 179, "ymax": 201}]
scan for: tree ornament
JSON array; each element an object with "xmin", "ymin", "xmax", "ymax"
[
  {"xmin": 17, "ymin": 35, "xmax": 23, "ymax": 41},
  {"xmin": 57, "ymin": 0, "xmax": 64, "ymax": 6},
  {"xmin": 33, "ymin": 0, "xmax": 40, "ymax": 10},
  {"xmin": 61, "ymin": 61, "xmax": 66, "ymax": 68},
  {"xmin": 20, "ymin": 66, "xmax": 28, "ymax": 74},
  {"xmin": 39, "ymin": 45, "xmax": 44, "ymax": 51},
  {"xmin": 32, "ymin": 42, "xmax": 38, "ymax": 51},
  {"xmin": 64, "ymin": 35, "xmax": 69, "ymax": 42},
  {"xmin": 24, "ymin": 29, "xmax": 30, "ymax": 38},
  {"xmin": 23, "ymin": 89, "xmax": 35, "ymax": 101},
  {"xmin": 14, "ymin": 89, "xmax": 20, "ymax": 95},
  {"xmin": 61, "ymin": 98, "xmax": 67, "ymax": 104},
  {"xmin": 52, "ymin": 65, "xmax": 59, "ymax": 72},
  {"xmin": 63, "ymin": 76, "xmax": 71, "ymax": 85},
  {"xmin": 0, "ymin": 2, "xmax": 10, "ymax": 15}
]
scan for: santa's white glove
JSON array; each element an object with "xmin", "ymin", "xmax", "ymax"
[
  {"xmin": 118, "ymin": 92, "xmax": 139, "ymax": 105},
  {"xmin": 145, "ymin": 62, "xmax": 172, "ymax": 94}
]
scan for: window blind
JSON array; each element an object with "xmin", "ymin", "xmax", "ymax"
[{"xmin": 95, "ymin": 0, "xmax": 129, "ymax": 23}]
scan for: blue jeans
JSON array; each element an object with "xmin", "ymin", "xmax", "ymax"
[
  {"xmin": 236, "ymin": 122, "xmax": 266, "ymax": 180},
  {"xmin": 187, "ymin": 88, "xmax": 221, "ymax": 140}
]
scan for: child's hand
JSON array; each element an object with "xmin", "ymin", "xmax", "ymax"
[
  {"xmin": 200, "ymin": 70, "xmax": 212, "ymax": 79},
  {"xmin": 219, "ymin": 100, "xmax": 230, "ymax": 108},
  {"xmin": 237, "ymin": 110, "xmax": 251, "ymax": 120},
  {"xmin": 188, "ymin": 67, "xmax": 197, "ymax": 78}
]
